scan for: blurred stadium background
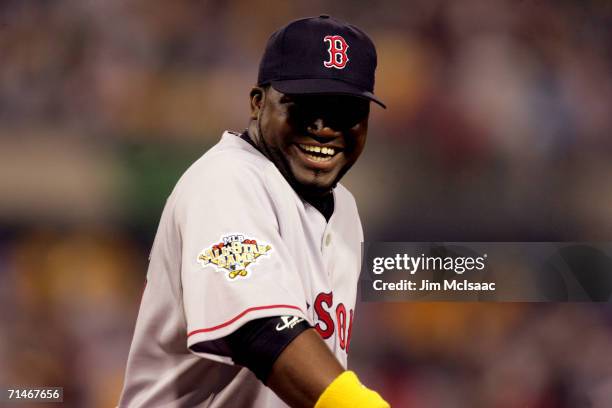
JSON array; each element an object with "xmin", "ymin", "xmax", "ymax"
[{"xmin": 1, "ymin": 0, "xmax": 612, "ymax": 406}]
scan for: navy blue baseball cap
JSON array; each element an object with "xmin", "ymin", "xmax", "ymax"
[{"xmin": 257, "ymin": 15, "xmax": 386, "ymax": 108}]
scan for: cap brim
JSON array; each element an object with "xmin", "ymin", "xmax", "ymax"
[{"xmin": 270, "ymin": 79, "xmax": 386, "ymax": 109}]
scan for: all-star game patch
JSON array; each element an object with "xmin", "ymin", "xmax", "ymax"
[{"xmin": 197, "ymin": 234, "xmax": 272, "ymax": 280}]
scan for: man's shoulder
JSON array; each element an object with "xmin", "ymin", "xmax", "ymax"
[
  {"xmin": 184, "ymin": 132, "xmax": 271, "ymax": 179},
  {"xmin": 193, "ymin": 131, "xmax": 270, "ymax": 173},
  {"xmin": 171, "ymin": 131, "xmax": 275, "ymax": 202}
]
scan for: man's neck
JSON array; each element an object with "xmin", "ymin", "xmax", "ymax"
[{"xmin": 304, "ymin": 191, "xmax": 334, "ymax": 222}]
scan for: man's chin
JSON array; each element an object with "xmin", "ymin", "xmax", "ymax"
[
  {"xmin": 285, "ymin": 164, "xmax": 342, "ymax": 197},
  {"xmin": 296, "ymin": 180, "xmax": 336, "ymax": 198}
]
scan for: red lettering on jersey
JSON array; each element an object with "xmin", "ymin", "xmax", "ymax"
[
  {"xmin": 323, "ymin": 35, "xmax": 349, "ymax": 69},
  {"xmin": 314, "ymin": 292, "xmax": 355, "ymax": 351},
  {"xmin": 314, "ymin": 291, "xmax": 334, "ymax": 339},
  {"xmin": 336, "ymin": 303, "xmax": 347, "ymax": 349}
]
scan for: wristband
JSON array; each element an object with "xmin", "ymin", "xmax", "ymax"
[{"xmin": 314, "ymin": 371, "xmax": 390, "ymax": 408}]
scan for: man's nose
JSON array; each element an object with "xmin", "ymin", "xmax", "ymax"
[{"xmin": 307, "ymin": 118, "xmax": 341, "ymax": 139}]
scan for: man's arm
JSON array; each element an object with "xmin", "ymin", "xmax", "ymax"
[
  {"xmin": 267, "ymin": 328, "xmax": 344, "ymax": 408},
  {"xmin": 220, "ymin": 317, "xmax": 390, "ymax": 408}
]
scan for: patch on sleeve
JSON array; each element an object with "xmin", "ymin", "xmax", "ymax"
[{"xmin": 197, "ymin": 234, "xmax": 272, "ymax": 280}]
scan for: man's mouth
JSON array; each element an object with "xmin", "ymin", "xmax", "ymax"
[{"xmin": 297, "ymin": 143, "xmax": 340, "ymax": 163}]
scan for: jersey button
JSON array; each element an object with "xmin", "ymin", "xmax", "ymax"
[{"xmin": 325, "ymin": 233, "xmax": 332, "ymax": 247}]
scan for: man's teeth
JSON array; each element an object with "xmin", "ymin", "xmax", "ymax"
[
  {"xmin": 305, "ymin": 154, "xmax": 331, "ymax": 162},
  {"xmin": 299, "ymin": 144, "xmax": 336, "ymax": 156}
]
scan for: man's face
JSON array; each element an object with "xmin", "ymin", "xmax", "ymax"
[{"xmin": 251, "ymin": 86, "xmax": 369, "ymax": 197}]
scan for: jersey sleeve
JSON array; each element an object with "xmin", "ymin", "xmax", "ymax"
[{"xmin": 174, "ymin": 158, "xmax": 307, "ymax": 363}]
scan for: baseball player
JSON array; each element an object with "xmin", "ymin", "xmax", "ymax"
[{"xmin": 119, "ymin": 15, "xmax": 389, "ymax": 408}]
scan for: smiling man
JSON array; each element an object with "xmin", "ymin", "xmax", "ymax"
[{"xmin": 119, "ymin": 15, "xmax": 389, "ymax": 408}]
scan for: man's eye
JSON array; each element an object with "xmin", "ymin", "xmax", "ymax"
[
  {"xmin": 279, "ymin": 95, "xmax": 295, "ymax": 104},
  {"xmin": 337, "ymin": 106, "xmax": 368, "ymax": 127}
]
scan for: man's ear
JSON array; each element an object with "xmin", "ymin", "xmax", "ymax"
[{"xmin": 250, "ymin": 87, "xmax": 265, "ymax": 120}]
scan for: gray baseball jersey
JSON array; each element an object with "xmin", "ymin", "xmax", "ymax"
[{"xmin": 119, "ymin": 131, "xmax": 363, "ymax": 407}]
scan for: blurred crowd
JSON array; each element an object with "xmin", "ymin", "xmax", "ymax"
[{"xmin": 1, "ymin": 0, "xmax": 611, "ymax": 406}]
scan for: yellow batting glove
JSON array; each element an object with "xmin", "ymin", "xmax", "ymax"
[{"xmin": 314, "ymin": 371, "xmax": 390, "ymax": 408}]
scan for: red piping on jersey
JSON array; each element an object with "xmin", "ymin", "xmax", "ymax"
[{"xmin": 187, "ymin": 304, "xmax": 303, "ymax": 337}]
